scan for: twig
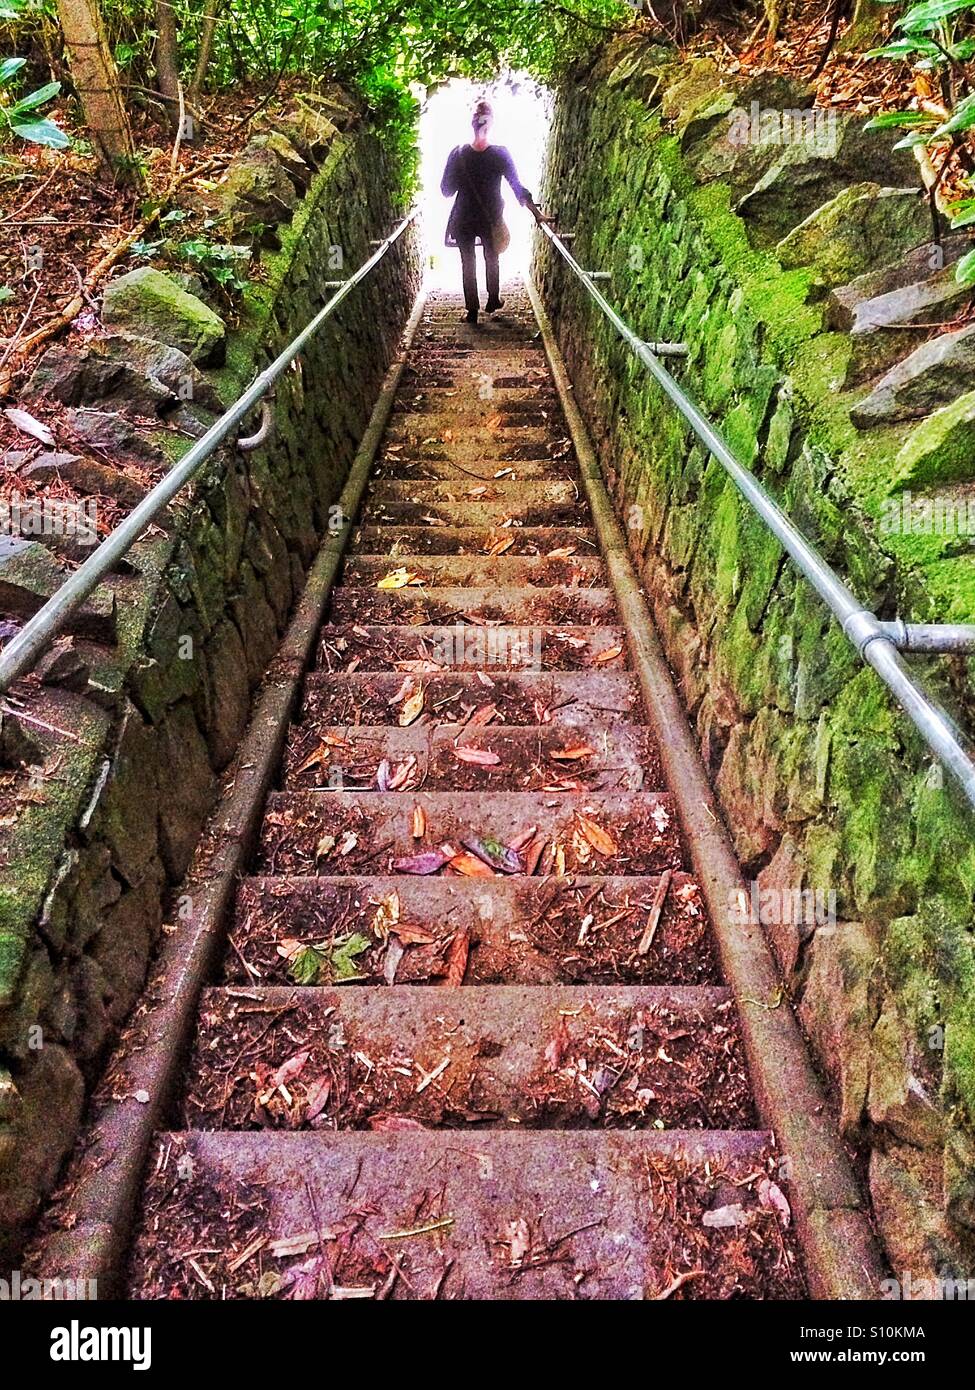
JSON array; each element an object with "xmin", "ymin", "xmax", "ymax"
[{"xmin": 637, "ymin": 867, "xmax": 672, "ymax": 956}]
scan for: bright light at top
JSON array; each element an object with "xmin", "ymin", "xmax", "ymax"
[{"xmin": 418, "ymin": 75, "xmax": 551, "ymax": 290}]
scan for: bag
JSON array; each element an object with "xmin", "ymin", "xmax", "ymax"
[{"xmin": 447, "ymin": 146, "xmax": 510, "ymax": 254}]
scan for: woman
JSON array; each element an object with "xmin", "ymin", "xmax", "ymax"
[{"xmin": 441, "ymin": 100, "xmax": 546, "ymax": 325}]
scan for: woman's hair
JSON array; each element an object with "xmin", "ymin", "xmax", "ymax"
[{"xmin": 472, "ymin": 100, "xmax": 493, "ymax": 130}]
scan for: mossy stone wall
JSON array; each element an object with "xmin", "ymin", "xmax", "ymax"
[
  {"xmin": 537, "ymin": 36, "xmax": 975, "ymax": 1277},
  {"xmin": 0, "ymin": 121, "xmax": 419, "ymax": 1261}
]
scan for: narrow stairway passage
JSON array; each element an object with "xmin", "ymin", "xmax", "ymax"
[{"xmin": 126, "ymin": 287, "xmax": 806, "ymax": 1301}]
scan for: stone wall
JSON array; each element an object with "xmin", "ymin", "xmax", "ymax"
[
  {"xmin": 536, "ymin": 34, "xmax": 975, "ymax": 1279},
  {"xmin": 0, "ymin": 95, "xmax": 420, "ymax": 1260}
]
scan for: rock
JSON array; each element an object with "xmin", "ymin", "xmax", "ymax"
[
  {"xmin": 23, "ymin": 451, "xmax": 148, "ymax": 510},
  {"xmin": 202, "ymin": 617, "xmax": 250, "ymax": 770},
  {"xmin": 0, "ymin": 1044, "xmax": 84, "ymax": 1257},
  {"xmin": 829, "ymin": 255, "xmax": 973, "ymax": 386},
  {"xmin": 736, "ymin": 113, "xmax": 922, "ymax": 243},
  {"xmin": 944, "ymin": 1127, "xmax": 975, "ymax": 1232},
  {"xmin": 156, "ymin": 700, "xmax": 213, "ymax": 880},
  {"xmin": 756, "ymin": 833, "xmax": 809, "ymax": 978},
  {"xmin": 776, "ymin": 185, "xmax": 930, "ymax": 289},
  {"xmin": 891, "ymin": 386, "xmax": 975, "ymax": 489},
  {"xmin": 63, "ymin": 407, "xmax": 167, "ymax": 467},
  {"xmin": 24, "ymin": 344, "xmax": 174, "ymax": 415},
  {"xmin": 827, "ymin": 235, "xmax": 972, "ymax": 331},
  {"xmin": 868, "ymin": 1005, "xmax": 944, "ymax": 1148},
  {"xmin": 217, "ymin": 144, "xmax": 299, "ymax": 234},
  {"xmin": 851, "ymin": 323, "xmax": 975, "ymax": 427},
  {"xmin": 0, "ymin": 535, "xmax": 116, "ymax": 644},
  {"xmin": 35, "ymin": 637, "xmax": 90, "ymax": 693},
  {"xmin": 682, "ymin": 75, "xmax": 817, "ymax": 193},
  {"xmin": 797, "ymin": 920, "xmax": 878, "ymax": 1141},
  {"xmin": 101, "ymin": 267, "xmax": 226, "ymax": 366},
  {"xmin": 0, "ymin": 705, "xmax": 43, "ymax": 768},
  {"xmin": 869, "ymin": 1142, "xmax": 963, "ymax": 1283}
]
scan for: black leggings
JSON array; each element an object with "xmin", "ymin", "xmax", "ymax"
[{"xmin": 456, "ymin": 234, "xmax": 499, "ymax": 312}]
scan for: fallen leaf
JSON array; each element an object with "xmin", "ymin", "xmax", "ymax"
[
  {"xmin": 392, "ymin": 923, "xmax": 437, "ymax": 946},
  {"xmin": 304, "ymin": 1076, "xmax": 331, "ymax": 1121},
  {"xmin": 453, "ymin": 746, "xmax": 500, "ymax": 766},
  {"xmin": 447, "ymin": 850, "xmax": 496, "ymax": 878},
  {"xmin": 400, "ymin": 686, "xmax": 425, "ymax": 726},
  {"xmin": 378, "ymin": 567, "xmax": 412, "ymax": 590},
  {"xmin": 270, "ymin": 1050, "xmax": 310, "ymax": 1089},
  {"xmin": 578, "ymin": 816, "xmax": 617, "ymax": 856},
  {"xmin": 411, "ymin": 805, "xmax": 426, "ymax": 838},
  {"xmin": 443, "ymin": 927, "xmax": 470, "ymax": 985},
  {"xmin": 547, "ymin": 546, "xmax": 576, "ymax": 558},
  {"xmin": 594, "ymin": 644, "xmax": 624, "ymax": 664},
  {"xmin": 549, "ymin": 745, "xmax": 595, "ymax": 761},
  {"xmin": 466, "ymin": 703, "xmax": 499, "ymax": 728},
  {"xmin": 393, "ymin": 849, "xmax": 449, "ymax": 874},
  {"xmin": 462, "ymin": 835, "xmax": 523, "ymax": 874},
  {"xmin": 3, "ymin": 406, "xmax": 54, "ymax": 445},
  {"xmin": 758, "ymin": 1178, "xmax": 791, "ymax": 1228}
]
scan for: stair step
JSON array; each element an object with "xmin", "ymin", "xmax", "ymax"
[
  {"xmin": 341, "ymin": 552, "xmax": 605, "ymax": 588},
  {"xmin": 383, "ymin": 424, "xmax": 554, "ymax": 455},
  {"xmin": 349, "ymin": 524, "xmax": 598, "ymax": 557},
  {"xmin": 131, "ymin": 1129, "xmax": 804, "ymax": 1300},
  {"xmin": 327, "ymin": 585, "xmax": 617, "ymax": 627},
  {"xmin": 227, "ymin": 872, "xmax": 719, "ymax": 988},
  {"xmin": 357, "ymin": 497, "xmax": 586, "ymax": 528},
  {"xmin": 256, "ymin": 789, "xmax": 684, "ymax": 877},
  {"xmin": 316, "ymin": 624, "xmax": 628, "ymax": 672},
  {"xmin": 281, "ymin": 720, "xmax": 661, "ymax": 793},
  {"xmin": 374, "ymin": 456, "xmax": 576, "ymax": 482},
  {"xmin": 300, "ymin": 670, "xmax": 641, "ymax": 728},
  {"xmin": 184, "ymin": 984, "xmax": 752, "ymax": 1132},
  {"xmin": 368, "ymin": 478, "xmax": 578, "ymax": 505}
]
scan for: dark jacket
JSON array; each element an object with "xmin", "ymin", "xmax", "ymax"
[{"xmin": 441, "ymin": 144, "xmax": 531, "ymax": 245}]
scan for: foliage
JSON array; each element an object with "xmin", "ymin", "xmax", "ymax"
[
  {"xmin": 0, "ymin": 54, "xmax": 68, "ymax": 147},
  {"xmin": 864, "ymin": 0, "xmax": 975, "ymax": 279}
]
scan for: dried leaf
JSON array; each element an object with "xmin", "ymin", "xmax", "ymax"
[
  {"xmin": 447, "ymin": 850, "xmax": 496, "ymax": 878},
  {"xmin": 453, "ymin": 746, "xmax": 500, "ymax": 766},
  {"xmin": 3, "ymin": 406, "xmax": 54, "ymax": 445},
  {"xmin": 400, "ymin": 685, "xmax": 425, "ymax": 726},
  {"xmin": 411, "ymin": 805, "xmax": 426, "ymax": 838},
  {"xmin": 594, "ymin": 644, "xmax": 624, "ymax": 665},
  {"xmin": 378, "ymin": 567, "xmax": 412, "ymax": 589},
  {"xmin": 393, "ymin": 849, "xmax": 449, "ymax": 875},
  {"xmin": 443, "ymin": 927, "xmax": 470, "ymax": 985},
  {"xmin": 578, "ymin": 816, "xmax": 617, "ymax": 856},
  {"xmin": 269, "ymin": 1050, "xmax": 310, "ymax": 1089},
  {"xmin": 304, "ymin": 1076, "xmax": 331, "ymax": 1121},
  {"xmin": 549, "ymin": 745, "xmax": 595, "ymax": 761},
  {"xmin": 462, "ymin": 835, "xmax": 523, "ymax": 874}
]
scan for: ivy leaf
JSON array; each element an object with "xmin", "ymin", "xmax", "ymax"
[{"xmin": 288, "ymin": 945, "xmax": 328, "ymax": 985}]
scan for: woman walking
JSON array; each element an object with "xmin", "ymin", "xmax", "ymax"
[{"xmin": 441, "ymin": 99, "xmax": 546, "ymax": 325}]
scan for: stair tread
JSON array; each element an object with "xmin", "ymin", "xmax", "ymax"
[
  {"xmin": 228, "ymin": 872, "xmax": 718, "ymax": 988},
  {"xmin": 315, "ymin": 623, "xmax": 628, "ymax": 671},
  {"xmin": 131, "ymin": 1128, "xmax": 802, "ymax": 1300},
  {"xmin": 183, "ymin": 983, "xmax": 752, "ymax": 1132}
]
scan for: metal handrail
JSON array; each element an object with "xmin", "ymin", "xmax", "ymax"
[
  {"xmin": 0, "ymin": 209, "xmax": 418, "ymax": 696},
  {"xmin": 539, "ymin": 222, "xmax": 975, "ymax": 813}
]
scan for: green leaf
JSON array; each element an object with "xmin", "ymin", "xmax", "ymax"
[
  {"xmin": 865, "ymin": 38, "xmax": 941, "ymax": 59},
  {"xmin": 287, "ymin": 945, "xmax": 328, "ymax": 985},
  {"xmin": 11, "ymin": 81, "xmax": 60, "ymax": 113},
  {"xmin": 892, "ymin": 129, "xmax": 946, "ymax": 148},
  {"xmin": 0, "ymin": 56, "xmax": 26, "ymax": 85},
  {"xmin": 329, "ymin": 931, "xmax": 372, "ymax": 981},
  {"xmin": 947, "ymin": 197, "xmax": 975, "ymax": 227},
  {"xmin": 955, "ymin": 248, "xmax": 975, "ymax": 285},
  {"xmin": 10, "ymin": 119, "xmax": 70, "ymax": 149},
  {"xmin": 863, "ymin": 110, "xmax": 933, "ymax": 130},
  {"xmin": 0, "ymin": 286, "xmax": 13, "ymax": 303},
  {"xmin": 896, "ymin": 0, "xmax": 975, "ymax": 30},
  {"xmin": 934, "ymin": 93, "xmax": 975, "ymax": 135}
]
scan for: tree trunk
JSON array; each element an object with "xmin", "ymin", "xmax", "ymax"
[
  {"xmin": 155, "ymin": 0, "xmax": 181, "ymax": 125},
  {"xmin": 836, "ymin": 0, "xmax": 887, "ymax": 52},
  {"xmin": 189, "ymin": 0, "xmax": 220, "ymax": 104},
  {"xmin": 56, "ymin": 0, "xmax": 141, "ymax": 184}
]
